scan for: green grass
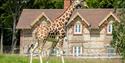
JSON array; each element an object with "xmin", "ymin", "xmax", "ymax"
[{"xmin": 0, "ymin": 54, "xmax": 122, "ymax": 63}]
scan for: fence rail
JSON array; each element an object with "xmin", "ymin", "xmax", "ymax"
[{"xmin": 25, "ymin": 52, "xmax": 121, "ymax": 58}]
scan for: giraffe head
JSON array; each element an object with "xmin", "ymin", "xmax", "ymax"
[{"xmin": 73, "ymin": 0, "xmax": 83, "ymax": 7}]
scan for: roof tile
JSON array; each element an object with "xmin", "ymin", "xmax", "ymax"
[{"xmin": 17, "ymin": 9, "xmax": 118, "ymax": 29}]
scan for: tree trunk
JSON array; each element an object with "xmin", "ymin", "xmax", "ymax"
[
  {"xmin": 11, "ymin": 15, "xmax": 16, "ymax": 54},
  {"xmin": 0, "ymin": 24, "xmax": 3, "ymax": 53}
]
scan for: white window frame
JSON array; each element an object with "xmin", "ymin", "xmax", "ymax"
[
  {"xmin": 74, "ymin": 21, "xmax": 82, "ymax": 34},
  {"xmin": 107, "ymin": 21, "xmax": 113, "ymax": 34},
  {"xmin": 73, "ymin": 46, "xmax": 82, "ymax": 56}
]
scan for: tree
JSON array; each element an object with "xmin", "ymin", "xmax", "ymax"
[
  {"xmin": 85, "ymin": 0, "xmax": 125, "ymax": 8},
  {"xmin": 111, "ymin": 0, "xmax": 125, "ymax": 63},
  {"xmin": 0, "ymin": 0, "xmax": 28, "ymax": 53},
  {"xmin": 25, "ymin": 0, "xmax": 63, "ymax": 9},
  {"xmin": 0, "ymin": 0, "xmax": 12, "ymax": 53},
  {"xmin": 0, "ymin": 18, "xmax": 3, "ymax": 53},
  {"xmin": 0, "ymin": 0, "xmax": 63, "ymax": 54},
  {"xmin": 112, "ymin": 10, "xmax": 125, "ymax": 63},
  {"xmin": 85, "ymin": 0, "xmax": 114, "ymax": 8}
]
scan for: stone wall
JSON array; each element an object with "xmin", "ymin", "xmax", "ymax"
[
  {"xmin": 19, "ymin": 16, "xmax": 115, "ymax": 57},
  {"xmin": 20, "ymin": 29, "xmax": 33, "ymax": 54},
  {"xmin": 66, "ymin": 21, "xmax": 113, "ymax": 56}
]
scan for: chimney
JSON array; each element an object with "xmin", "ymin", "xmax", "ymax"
[{"xmin": 64, "ymin": 0, "xmax": 71, "ymax": 9}]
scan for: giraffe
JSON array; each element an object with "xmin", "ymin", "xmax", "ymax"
[{"xmin": 29, "ymin": 0, "xmax": 84, "ymax": 63}]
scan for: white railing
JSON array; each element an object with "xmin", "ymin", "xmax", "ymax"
[
  {"xmin": 25, "ymin": 52, "xmax": 121, "ymax": 58},
  {"xmin": 63, "ymin": 53, "xmax": 121, "ymax": 58}
]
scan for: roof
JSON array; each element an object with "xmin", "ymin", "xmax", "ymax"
[
  {"xmin": 16, "ymin": 9, "xmax": 119, "ymax": 29},
  {"xmin": 68, "ymin": 9, "xmax": 119, "ymax": 28},
  {"xmin": 17, "ymin": 9, "xmax": 64, "ymax": 29}
]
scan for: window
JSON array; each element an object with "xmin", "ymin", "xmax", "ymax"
[
  {"xmin": 74, "ymin": 21, "xmax": 82, "ymax": 34},
  {"xmin": 73, "ymin": 46, "xmax": 82, "ymax": 56},
  {"xmin": 107, "ymin": 47, "xmax": 116, "ymax": 56},
  {"xmin": 107, "ymin": 21, "xmax": 113, "ymax": 34}
]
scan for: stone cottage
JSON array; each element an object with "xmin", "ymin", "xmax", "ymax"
[{"xmin": 16, "ymin": 0, "xmax": 120, "ymax": 57}]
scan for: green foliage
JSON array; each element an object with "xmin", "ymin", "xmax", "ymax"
[
  {"xmin": 111, "ymin": 1, "xmax": 125, "ymax": 62},
  {"xmin": 85, "ymin": 0, "xmax": 125, "ymax": 8},
  {"xmin": 86, "ymin": 0, "xmax": 114, "ymax": 8},
  {"xmin": 0, "ymin": 54, "xmax": 122, "ymax": 63},
  {"xmin": 0, "ymin": 0, "xmax": 63, "ymax": 53},
  {"xmin": 0, "ymin": 1, "xmax": 13, "ymax": 28},
  {"xmin": 33, "ymin": 0, "xmax": 54, "ymax": 8},
  {"xmin": 112, "ymin": 9, "xmax": 125, "ymax": 59},
  {"xmin": 0, "ymin": 0, "xmax": 26, "ymax": 50},
  {"xmin": 0, "ymin": 54, "xmax": 38, "ymax": 63},
  {"xmin": 25, "ymin": 0, "xmax": 63, "ymax": 9},
  {"xmin": 113, "ymin": 0, "xmax": 125, "ymax": 8}
]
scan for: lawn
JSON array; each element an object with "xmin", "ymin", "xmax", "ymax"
[{"xmin": 0, "ymin": 54, "xmax": 122, "ymax": 63}]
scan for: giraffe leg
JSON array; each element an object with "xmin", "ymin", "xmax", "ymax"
[
  {"xmin": 46, "ymin": 48, "xmax": 52, "ymax": 63},
  {"xmin": 30, "ymin": 52, "xmax": 33, "ymax": 63},
  {"xmin": 59, "ymin": 38, "xmax": 65, "ymax": 63},
  {"xmin": 29, "ymin": 42, "xmax": 38, "ymax": 63},
  {"xmin": 39, "ymin": 54, "xmax": 43, "ymax": 63},
  {"xmin": 38, "ymin": 48, "xmax": 43, "ymax": 63},
  {"xmin": 38, "ymin": 39, "xmax": 47, "ymax": 63},
  {"xmin": 28, "ymin": 44, "xmax": 33, "ymax": 63},
  {"xmin": 46, "ymin": 40, "xmax": 59, "ymax": 63},
  {"xmin": 61, "ymin": 48, "xmax": 64, "ymax": 63}
]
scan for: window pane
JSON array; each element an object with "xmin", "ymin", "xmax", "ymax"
[
  {"xmin": 78, "ymin": 47, "xmax": 80, "ymax": 53},
  {"xmin": 75, "ymin": 25, "xmax": 77, "ymax": 32},
  {"xmin": 78, "ymin": 24, "xmax": 80, "ymax": 32},
  {"xmin": 107, "ymin": 23, "xmax": 112, "ymax": 33},
  {"xmin": 74, "ymin": 22, "xmax": 82, "ymax": 33},
  {"xmin": 109, "ymin": 25, "xmax": 111, "ymax": 32},
  {"xmin": 107, "ymin": 48, "xmax": 115, "ymax": 56},
  {"xmin": 110, "ymin": 24, "xmax": 112, "ymax": 32},
  {"xmin": 76, "ymin": 24, "xmax": 81, "ymax": 32}
]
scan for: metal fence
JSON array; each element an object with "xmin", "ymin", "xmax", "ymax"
[{"xmin": 3, "ymin": 46, "xmax": 20, "ymax": 53}]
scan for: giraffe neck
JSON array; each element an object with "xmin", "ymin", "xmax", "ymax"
[{"xmin": 56, "ymin": 2, "xmax": 76, "ymax": 25}]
